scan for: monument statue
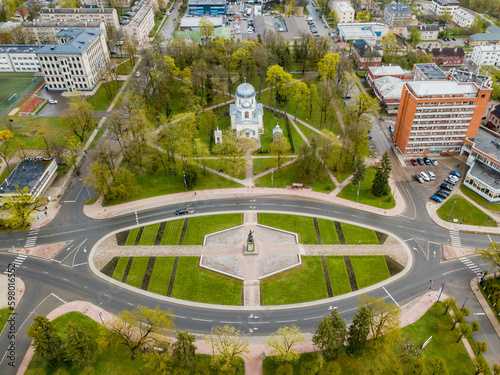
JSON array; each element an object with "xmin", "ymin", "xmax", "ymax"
[{"xmin": 248, "ymin": 230, "xmax": 254, "ymax": 243}]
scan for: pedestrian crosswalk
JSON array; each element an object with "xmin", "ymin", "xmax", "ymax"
[
  {"xmin": 24, "ymin": 229, "xmax": 39, "ymax": 248},
  {"xmin": 4, "ymin": 254, "xmax": 27, "ymax": 274},
  {"xmin": 459, "ymin": 256, "xmax": 483, "ymax": 276},
  {"xmin": 449, "ymin": 230, "xmax": 461, "ymax": 247}
]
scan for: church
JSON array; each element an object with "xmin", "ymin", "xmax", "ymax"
[{"xmin": 230, "ymin": 82, "xmax": 264, "ymax": 140}]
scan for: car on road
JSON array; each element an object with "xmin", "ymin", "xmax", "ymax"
[
  {"xmin": 450, "ymin": 171, "xmax": 461, "ymax": 178},
  {"xmin": 48, "ymin": 99, "xmax": 58, "ymax": 104},
  {"xmin": 410, "ymin": 159, "xmax": 417, "ymax": 166},
  {"xmin": 420, "ymin": 171, "xmax": 430, "ymax": 181},
  {"xmin": 175, "ymin": 208, "xmax": 189, "ymax": 215},
  {"xmin": 414, "ymin": 175, "xmax": 424, "ymax": 183},
  {"xmin": 416, "ymin": 158, "xmax": 424, "ymax": 165},
  {"xmin": 440, "ymin": 183, "xmax": 453, "ymax": 191},
  {"xmin": 430, "ymin": 195, "xmax": 443, "ymax": 203},
  {"xmin": 430, "ymin": 159, "xmax": 438, "ymax": 166},
  {"xmin": 423, "ymin": 157, "xmax": 431, "ymax": 165}
]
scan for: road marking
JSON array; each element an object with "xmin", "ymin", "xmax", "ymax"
[
  {"xmin": 191, "ymin": 318, "xmax": 213, "ymax": 322},
  {"xmin": 449, "ymin": 230, "xmax": 461, "ymax": 247},
  {"xmin": 173, "ymin": 315, "xmax": 186, "ymax": 319},
  {"xmin": 303, "ymin": 316, "xmax": 324, "ymax": 321},
  {"xmin": 383, "ymin": 287, "xmax": 400, "ymax": 308},
  {"xmin": 487, "ymin": 234, "xmax": 492, "ymax": 242},
  {"xmin": 135, "ymin": 211, "xmax": 139, "ymax": 225},
  {"xmin": 276, "ymin": 319, "xmax": 297, "ymax": 323},
  {"xmin": 43, "ymin": 271, "xmax": 48, "ymax": 274},
  {"xmin": 62, "ymin": 278, "xmax": 69, "ymax": 281},
  {"xmin": 51, "ymin": 293, "xmax": 67, "ymax": 304},
  {"xmin": 474, "ymin": 313, "xmax": 485, "ymax": 316},
  {"xmin": 127, "ymin": 303, "xmax": 133, "ymax": 306},
  {"xmin": 74, "ymin": 262, "xmax": 88, "ymax": 267},
  {"xmin": 220, "ymin": 321, "xmax": 241, "ymax": 324},
  {"xmin": 250, "ymin": 321, "xmax": 270, "ymax": 324}
]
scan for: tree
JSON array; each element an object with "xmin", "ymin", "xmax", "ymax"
[
  {"xmin": 205, "ymin": 325, "xmax": 249, "ymax": 372},
  {"xmin": 107, "ymin": 306, "xmax": 175, "ymax": 359},
  {"xmin": 317, "ymin": 53, "xmax": 340, "ymax": 82},
  {"xmin": 141, "ymin": 348, "xmax": 174, "ymax": 375},
  {"xmin": 64, "ymin": 322, "xmax": 99, "ymax": 369},
  {"xmin": 312, "ymin": 308, "xmax": 347, "ymax": 361},
  {"xmin": 266, "ymin": 325, "xmax": 305, "ymax": 364},
  {"xmin": 356, "ymin": 9, "xmax": 370, "ymax": 22},
  {"xmin": 409, "ymin": 28, "xmax": 421, "ymax": 47},
  {"xmin": 438, "ymin": 11, "xmax": 453, "ymax": 24},
  {"xmin": 172, "ymin": 330, "xmax": 196, "ymax": 368},
  {"xmin": 473, "ymin": 356, "xmax": 491, "ymax": 375},
  {"xmin": 123, "ymin": 34, "xmax": 137, "ymax": 65},
  {"xmin": 0, "ymin": 129, "xmax": 14, "ymax": 173},
  {"xmin": 27, "ymin": 316, "xmax": 64, "ymax": 367},
  {"xmin": 358, "ymin": 294, "xmax": 400, "ymax": 340},
  {"xmin": 450, "ymin": 311, "xmax": 464, "ymax": 331},
  {"xmin": 427, "ymin": 357, "xmax": 448, "ymax": 375},
  {"xmin": 347, "ymin": 306, "xmax": 370, "ymax": 354},
  {"xmin": 456, "ymin": 323, "xmax": 472, "ymax": 343},
  {"xmin": 476, "ymin": 242, "xmax": 500, "ymax": 276},
  {"xmin": 382, "ymin": 33, "xmax": 398, "ymax": 58},
  {"xmin": 1, "ymin": 186, "xmax": 47, "ymax": 229},
  {"xmin": 493, "ymin": 364, "xmax": 500, "ymax": 375},
  {"xmin": 268, "ymin": 133, "xmax": 291, "ymax": 170},
  {"xmin": 443, "ymin": 298, "xmax": 456, "ymax": 315},
  {"xmin": 63, "ymin": 96, "xmax": 95, "ymax": 143},
  {"xmin": 476, "ymin": 341, "xmax": 488, "ymax": 356},
  {"xmin": 199, "ymin": 17, "xmax": 214, "ymax": 40},
  {"xmin": 292, "ymin": 81, "xmax": 310, "ymax": 120},
  {"xmin": 266, "ymin": 65, "xmax": 292, "ymax": 114},
  {"xmin": 469, "ymin": 16, "xmax": 483, "ymax": 35},
  {"xmin": 107, "ymin": 167, "xmax": 140, "ymax": 202},
  {"xmin": 348, "ymin": 92, "xmax": 378, "ymax": 121},
  {"xmin": 371, "ymin": 151, "xmax": 391, "ymax": 197},
  {"xmin": 351, "ymin": 160, "xmax": 366, "ymax": 186}
]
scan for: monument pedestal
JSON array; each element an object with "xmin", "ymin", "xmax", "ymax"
[{"xmin": 244, "ymin": 241, "xmax": 258, "ymax": 256}]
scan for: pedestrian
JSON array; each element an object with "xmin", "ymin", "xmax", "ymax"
[
  {"xmin": 457, "ymin": 164, "xmax": 459, "ymax": 168},
  {"xmin": 194, "ymin": 192, "xmax": 197, "ymax": 196}
]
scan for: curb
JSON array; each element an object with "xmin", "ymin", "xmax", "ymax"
[{"xmin": 471, "ymin": 275, "xmax": 500, "ymax": 338}]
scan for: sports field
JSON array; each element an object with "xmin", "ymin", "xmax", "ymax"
[{"xmin": 0, "ymin": 73, "xmax": 39, "ymax": 116}]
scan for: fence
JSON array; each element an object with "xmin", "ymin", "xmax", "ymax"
[{"xmin": 0, "ymin": 76, "xmax": 44, "ymax": 121}]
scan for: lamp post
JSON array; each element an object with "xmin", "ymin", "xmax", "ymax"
[
  {"xmin": 183, "ymin": 171, "xmax": 187, "ymax": 192},
  {"xmin": 210, "ymin": 327, "xmax": 214, "ymax": 356},
  {"xmin": 356, "ymin": 181, "xmax": 361, "ymax": 203},
  {"xmin": 462, "ymin": 292, "xmax": 477, "ymax": 308},
  {"xmin": 271, "ymin": 169, "xmax": 274, "ymax": 188},
  {"xmin": 448, "ymin": 200, "xmax": 456, "ymax": 222}
]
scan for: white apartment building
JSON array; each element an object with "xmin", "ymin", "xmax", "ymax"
[
  {"xmin": 430, "ymin": 0, "xmax": 459, "ymax": 15},
  {"xmin": 39, "ymin": 8, "xmax": 120, "ymax": 29},
  {"xmin": 22, "ymin": 20, "xmax": 106, "ymax": 44},
  {"xmin": 37, "ymin": 29, "xmax": 109, "ymax": 92},
  {"xmin": 403, "ymin": 24, "xmax": 440, "ymax": 40},
  {"xmin": 453, "ymin": 8, "xmax": 475, "ymax": 28},
  {"xmin": 334, "ymin": 2, "xmax": 355, "ymax": 23},
  {"xmin": 0, "ymin": 45, "xmax": 41, "ymax": 72},
  {"xmin": 471, "ymin": 45, "xmax": 500, "ymax": 66},
  {"xmin": 123, "ymin": 4, "xmax": 154, "ymax": 44}
]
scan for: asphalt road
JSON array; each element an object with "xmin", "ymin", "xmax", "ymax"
[{"xmin": 159, "ymin": 3, "xmax": 181, "ymax": 43}]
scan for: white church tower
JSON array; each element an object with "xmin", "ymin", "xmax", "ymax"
[{"xmin": 230, "ymin": 82, "xmax": 264, "ymax": 140}]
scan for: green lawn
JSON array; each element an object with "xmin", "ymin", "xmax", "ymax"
[
  {"xmin": 341, "ymin": 223, "xmax": 379, "ymax": 244},
  {"xmin": 202, "ymin": 158, "xmax": 246, "ymax": 179},
  {"xmin": 138, "ymin": 223, "xmax": 160, "ymax": 245},
  {"xmin": 437, "ymin": 196, "xmax": 497, "ymax": 227},
  {"xmin": 253, "ymin": 157, "xmax": 294, "ymax": 175},
  {"xmin": 258, "ymin": 213, "xmax": 317, "ymax": 244},
  {"xmin": 147, "ymin": 257, "xmax": 176, "ymax": 295},
  {"xmin": 259, "ymin": 109, "xmax": 300, "ymax": 153},
  {"xmin": 261, "ymin": 257, "xmax": 328, "ymax": 305},
  {"xmin": 87, "ymin": 81, "xmax": 124, "ymax": 111},
  {"xmin": 326, "ymin": 256, "xmax": 351, "ymax": 296},
  {"xmin": 263, "ymin": 302, "xmax": 476, "ymax": 374},
  {"xmin": 171, "ymin": 257, "xmax": 242, "ymax": 305},
  {"xmin": 161, "ymin": 220, "xmax": 184, "ymax": 245},
  {"xmin": 112, "ymin": 257, "xmax": 129, "ymax": 281},
  {"xmin": 460, "ymin": 184, "xmax": 500, "ymax": 211},
  {"xmin": 115, "ymin": 60, "xmax": 134, "ymax": 75},
  {"xmin": 317, "ymin": 218, "xmax": 340, "ymax": 244},
  {"xmin": 295, "ymin": 121, "xmax": 320, "ymax": 143},
  {"xmin": 183, "ymin": 214, "xmax": 242, "ymax": 245},
  {"xmin": 255, "ymin": 161, "xmax": 335, "ymax": 193},
  {"xmin": 124, "ymin": 257, "xmax": 149, "ymax": 288},
  {"xmin": 125, "ymin": 228, "xmax": 140, "ymax": 245},
  {"xmin": 338, "ymin": 166, "xmax": 395, "ymax": 209},
  {"xmin": 0, "ymin": 307, "xmax": 12, "ymax": 335},
  {"xmin": 350, "ymin": 256, "xmax": 391, "ymax": 289}
]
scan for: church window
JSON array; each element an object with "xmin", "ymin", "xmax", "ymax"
[
  {"xmin": 245, "ymin": 111, "xmax": 249, "ymax": 118},
  {"xmin": 253, "ymin": 113, "xmax": 256, "ymax": 118}
]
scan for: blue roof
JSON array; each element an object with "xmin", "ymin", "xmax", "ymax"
[{"xmin": 37, "ymin": 29, "xmax": 102, "ymax": 54}]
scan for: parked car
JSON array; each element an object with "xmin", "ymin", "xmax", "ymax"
[
  {"xmin": 416, "ymin": 158, "xmax": 424, "ymax": 165},
  {"xmin": 437, "ymin": 189, "xmax": 450, "ymax": 197},
  {"xmin": 430, "ymin": 195, "xmax": 443, "ymax": 203},
  {"xmin": 420, "ymin": 172, "xmax": 430, "ymax": 181},
  {"xmin": 423, "ymin": 157, "xmax": 431, "ymax": 165},
  {"xmin": 414, "ymin": 175, "xmax": 424, "ymax": 183},
  {"xmin": 435, "ymin": 191, "xmax": 448, "ymax": 199},
  {"xmin": 175, "ymin": 208, "xmax": 189, "ymax": 215},
  {"xmin": 430, "ymin": 159, "xmax": 438, "ymax": 166},
  {"xmin": 448, "ymin": 175, "xmax": 459, "ymax": 182},
  {"xmin": 427, "ymin": 171, "xmax": 436, "ymax": 180},
  {"xmin": 48, "ymin": 99, "xmax": 58, "ymax": 104},
  {"xmin": 410, "ymin": 159, "xmax": 417, "ymax": 166},
  {"xmin": 450, "ymin": 171, "xmax": 462, "ymax": 178},
  {"xmin": 444, "ymin": 178, "xmax": 457, "ymax": 185},
  {"xmin": 440, "ymin": 183, "xmax": 453, "ymax": 192}
]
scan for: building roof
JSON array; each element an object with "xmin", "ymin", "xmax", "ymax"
[
  {"xmin": 337, "ymin": 22, "xmax": 388, "ymax": 40},
  {"xmin": 486, "ymin": 24, "xmax": 500, "ymax": 33},
  {"xmin": 373, "ymin": 76, "xmax": 404, "ymax": 100},
  {"xmin": 126, "ymin": 5, "xmax": 152, "ymax": 29},
  {"xmin": 369, "ymin": 65, "xmax": 408, "ymax": 76},
  {"xmin": 235, "ymin": 83, "xmax": 256, "ymax": 98},
  {"xmin": 385, "ymin": 3, "xmax": 413, "ymax": 14},
  {"xmin": 188, "ymin": 0, "xmax": 226, "ymax": 5},
  {"xmin": 469, "ymin": 33, "xmax": 500, "ymax": 42},
  {"xmin": 335, "ymin": 1, "xmax": 354, "ymax": 12},
  {"xmin": 353, "ymin": 42, "xmax": 382, "ymax": 58},
  {"xmin": 37, "ymin": 29, "xmax": 102, "ymax": 54},
  {"xmin": 407, "ymin": 80, "xmax": 478, "ymax": 96},
  {"xmin": 0, "ymin": 21, "xmax": 20, "ymax": 31},
  {"xmin": 22, "ymin": 20, "xmax": 103, "ymax": 28},
  {"xmin": 406, "ymin": 24, "xmax": 439, "ymax": 32},
  {"xmin": 180, "ymin": 16, "xmax": 224, "ymax": 28},
  {"xmin": 433, "ymin": 0, "xmax": 459, "ymax": 6},
  {"xmin": 431, "ymin": 47, "xmax": 465, "ymax": 57},
  {"xmin": 473, "ymin": 45, "xmax": 500, "ymax": 53},
  {"xmin": 0, "ymin": 158, "xmax": 53, "ymax": 195},
  {"xmin": 0, "ymin": 45, "xmax": 40, "ymax": 54},
  {"xmin": 469, "ymin": 161, "xmax": 500, "ymax": 188},
  {"xmin": 469, "ymin": 126, "xmax": 500, "ymax": 160},
  {"xmin": 491, "ymin": 104, "xmax": 500, "ymax": 119},
  {"xmin": 454, "ymin": 8, "xmax": 475, "ymax": 20},
  {"xmin": 414, "ymin": 63, "xmax": 447, "ymax": 80},
  {"xmin": 448, "ymin": 68, "xmax": 492, "ymax": 88},
  {"xmin": 40, "ymin": 7, "xmax": 116, "ymax": 14}
]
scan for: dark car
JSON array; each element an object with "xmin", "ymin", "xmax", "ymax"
[
  {"xmin": 437, "ymin": 189, "xmax": 450, "ymax": 197},
  {"xmin": 175, "ymin": 208, "xmax": 189, "ymax": 215},
  {"xmin": 435, "ymin": 191, "xmax": 448, "ymax": 199},
  {"xmin": 452, "ymin": 37, "xmax": 456, "ymax": 41},
  {"xmin": 410, "ymin": 159, "xmax": 417, "ymax": 166},
  {"xmin": 416, "ymin": 158, "xmax": 424, "ymax": 165},
  {"xmin": 414, "ymin": 175, "xmax": 424, "ymax": 183},
  {"xmin": 440, "ymin": 183, "xmax": 453, "ymax": 192},
  {"xmin": 423, "ymin": 157, "xmax": 431, "ymax": 165}
]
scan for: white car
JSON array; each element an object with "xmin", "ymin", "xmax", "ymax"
[
  {"xmin": 427, "ymin": 171, "xmax": 436, "ymax": 180},
  {"xmin": 49, "ymin": 99, "xmax": 58, "ymax": 104},
  {"xmin": 448, "ymin": 174, "xmax": 459, "ymax": 182},
  {"xmin": 136, "ymin": 71, "xmax": 141, "ymax": 77},
  {"xmin": 420, "ymin": 171, "xmax": 430, "ymax": 181},
  {"xmin": 430, "ymin": 158, "xmax": 438, "ymax": 166}
]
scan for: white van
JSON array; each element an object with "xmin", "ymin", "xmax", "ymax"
[
  {"xmin": 427, "ymin": 171, "xmax": 435, "ymax": 180},
  {"xmin": 306, "ymin": 16, "xmax": 313, "ymax": 21}
]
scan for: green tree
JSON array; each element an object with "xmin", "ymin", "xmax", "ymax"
[
  {"xmin": 107, "ymin": 167, "xmax": 140, "ymax": 202},
  {"xmin": 141, "ymin": 348, "xmax": 174, "ymax": 375},
  {"xmin": 183, "ymin": 162, "xmax": 198, "ymax": 190},
  {"xmin": 451, "ymin": 311, "xmax": 465, "ymax": 331},
  {"xmin": 443, "ymin": 298, "xmax": 456, "ymax": 315},
  {"xmin": 205, "ymin": 325, "xmax": 249, "ymax": 372},
  {"xmin": 476, "ymin": 241, "xmax": 500, "ymax": 276},
  {"xmin": 1, "ymin": 186, "xmax": 47, "ymax": 229},
  {"xmin": 427, "ymin": 357, "xmax": 448, "ymax": 375},
  {"xmin": 317, "ymin": 53, "xmax": 340, "ymax": 82},
  {"xmin": 64, "ymin": 322, "xmax": 99, "ymax": 369},
  {"xmin": 456, "ymin": 323, "xmax": 472, "ymax": 342},
  {"xmin": 473, "ymin": 356, "xmax": 491, "ymax": 375},
  {"xmin": 476, "ymin": 341, "xmax": 488, "ymax": 356},
  {"xmin": 409, "ymin": 28, "xmax": 421, "ymax": 47},
  {"xmin": 266, "ymin": 65, "xmax": 292, "ymax": 114},
  {"xmin": 199, "ymin": 17, "xmax": 214, "ymax": 40},
  {"xmin": 312, "ymin": 308, "xmax": 347, "ymax": 361},
  {"xmin": 347, "ymin": 306, "xmax": 370, "ymax": 354},
  {"xmin": 469, "ymin": 16, "xmax": 483, "ymax": 35},
  {"xmin": 107, "ymin": 306, "xmax": 175, "ymax": 359},
  {"xmin": 356, "ymin": 9, "xmax": 370, "ymax": 22},
  {"xmin": 382, "ymin": 33, "xmax": 398, "ymax": 58},
  {"xmin": 358, "ymin": 294, "xmax": 400, "ymax": 340},
  {"xmin": 266, "ymin": 325, "xmax": 305, "ymax": 364},
  {"xmin": 172, "ymin": 330, "xmax": 196, "ymax": 368},
  {"xmin": 292, "ymin": 81, "xmax": 310, "ymax": 120},
  {"xmin": 62, "ymin": 96, "xmax": 95, "ymax": 143},
  {"xmin": 268, "ymin": 133, "xmax": 291, "ymax": 170},
  {"xmin": 351, "ymin": 160, "xmax": 366, "ymax": 186},
  {"xmin": 27, "ymin": 316, "xmax": 64, "ymax": 368},
  {"xmin": 371, "ymin": 151, "xmax": 391, "ymax": 197},
  {"xmin": 0, "ymin": 129, "xmax": 14, "ymax": 173}
]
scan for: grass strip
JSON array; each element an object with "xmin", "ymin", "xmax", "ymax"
[
  {"xmin": 147, "ymin": 257, "xmax": 176, "ymax": 296},
  {"xmin": 326, "ymin": 256, "xmax": 352, "ymax": 296},
  {"xmin": 183, "ymin": 214, "xmax": 242, "ymax": 245},
  {"xmin": 112, "ymin": 257, "xmax": 129, "ymax": 281},
  {"xmin": 101, "ymin": 257, "xmax": 118, "ymax": 277},
  {"xmin": 125, "ymin": 228, "xmax": 139, "ymax": 245},
  {"xmin": 350, "ymin": 256, "xmax": 391, "ymax": 289},
  {"xmin": 258, "ymin": 213, "xmax": 317, "ymax": 244},
  {"xmin": 138, "ymin": 223, "xmax": 160, "ymax": 245},
  {"xmin": 160, "ymin": 220, "xmax": 183, "ymax": 245},
  {"xmin": 341, "ymin": 223, "xmax": 379, "ymax": 244},
  {"xmin": 317, "ymin": 219, "xmax": 340, "ymax": 244},
  {"xmin": 125, "ymin": 257, "xmax": 149, "ymax": 288}
]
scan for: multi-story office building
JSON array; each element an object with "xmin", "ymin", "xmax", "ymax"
[
  {"xmin": 22, "ymin": 20, "xmax": 106, "ymax": 44},
  {"xmin": 0, "ymin": 45, "xmax": 41, "ymax": 72},
  {"xmin": 123, "ymin": 5, "xmax": 154, "ymax": 44},
  {"xmin": 471, "ymin": 45, "xmax": 500, "ymax": 66},
  {"xmin": 394, "ymin": 79, "xmax": 491, "ymax": 155},
  {"xmin": 39, "ymin": 8, "xmax": 120, "ymax": 29},
  {"xmin": 37, "ymin": 29, "xmax": 109, "ymax": 92},
  {"xmin": 453, "ymin": 8, "xmax": 475, "ymax": 28},
  {"xmin": 188, "ymin": 0, "xmax": 226, "ymax": 16},
  {"xmin": 430, "ymin": 0, "xmax": 459, "ymax": 15},
  {"xmin": 383, "ymin": 3, "xmax": 414, "ymax": 28},
  {"xmin": 334, "ymin": 2, "xmax": 355, "ymax": 23},
  {"xmin": 403, "ymin": 24, "xmax": 440, "ymax": 40}
]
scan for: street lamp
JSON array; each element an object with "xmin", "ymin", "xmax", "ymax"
[
  {"xmin": 183, "ymin": 171, "xmax": 187, "ymax": 192},
  {"xmin": 271, "ymin": 169, "xmax": 274, "ymax": 188},
  {"xmin": 448, "ymin": 200, "xmax": 456, "ymax": 222},
  {"xmin": 210, "ymin": 327, "xmax": 214, "ymax": 356},
  {"xmin": 462, "ymin": 292, "xmax": 477, "ymax": 308},
  {"xmin": 356, "ymin": 181, "xmax": 361, "ymax": 203}
]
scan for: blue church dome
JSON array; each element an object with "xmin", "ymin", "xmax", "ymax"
[{"xmin": 235, "ymin": 83, "xmax": 256, "ymax": 99}]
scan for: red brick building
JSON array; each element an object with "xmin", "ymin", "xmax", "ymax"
[
  {"xmin": 352, "ymin": 42, "xmax": 382, "ymax": 69},
  {"xmin": 430, "ymin": 47, "xmax": 465, "ymax": 66}
]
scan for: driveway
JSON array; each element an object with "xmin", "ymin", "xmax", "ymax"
[{"xmin": 37, "ymin": 91, "xmax": 70, "ymax": 117}]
